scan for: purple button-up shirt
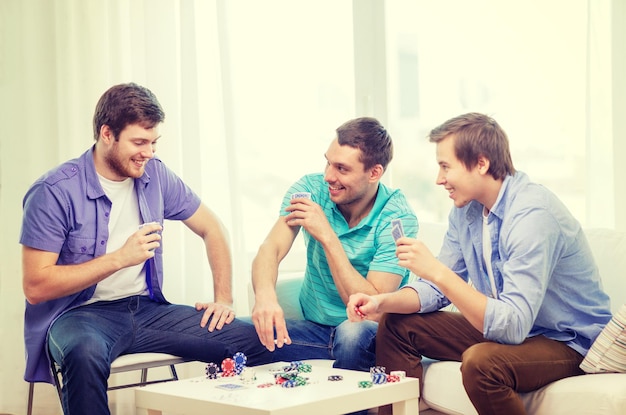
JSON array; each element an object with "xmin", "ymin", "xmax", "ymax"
[{"xmin": 20, "ymin": 146, "xmax": 200, "ymax": 383}]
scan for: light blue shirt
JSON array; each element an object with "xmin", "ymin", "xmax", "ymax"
[
  {"xmin": 406, "ymin": 172, "xmax": 611, "ymax": 355},
  {"xmin": 281, "ymin": 173, "xmax": 418, "ymax": 326}
]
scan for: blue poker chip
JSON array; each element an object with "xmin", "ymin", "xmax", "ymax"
[
  {"xmin": 281, "ymin": 379, "xmax": 297, "ymax": 388},
  {"xmin": 233, "ymin": 352, "xmax": 247, "ymax": 366},
  {"xmin": 235, "ymin": 363, "xmax": 245, "ymax": 375},
  {"xmin": 372, "ymin": 372, "xmax": 387, "ymax": 384}
]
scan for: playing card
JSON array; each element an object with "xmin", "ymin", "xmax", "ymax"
[
  {"xmin": 215, "ymin": 383, "xmax": 247, "ymax": 390},
  {"xmin": 391, "ymin": 219, "xmax": 404, "ymax": 242},
  {"xmin": 291, "ymin": 192, "xmax": 311, "ymax": 200}
]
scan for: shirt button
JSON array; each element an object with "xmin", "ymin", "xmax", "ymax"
[
  {"xmin": 105, "ymin": 212, "xmax": 110, "ymax": 217},
  {"xmin": 101, "ymin": 240, "xmax": 105, "ymax": 245},
  {"xmin": 81, "ymin": 246, "xmax": 86, "ymax": 253}
]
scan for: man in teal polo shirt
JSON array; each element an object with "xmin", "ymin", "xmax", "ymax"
[{"xmin": 251, "ymin": 117, "xmax": 418, "ymax": 377}]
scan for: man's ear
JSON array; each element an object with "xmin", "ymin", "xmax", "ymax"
[
  {"xmin": 477, "ymin": 155, "xmax": 490, "ymax": 175},
  {"xmin": 369, "ymin": 164, "xmax": 384, "ymax": 182},
  {"xmin": 99, "ymin": 125, "xmax": 113, "ymax": 143}
]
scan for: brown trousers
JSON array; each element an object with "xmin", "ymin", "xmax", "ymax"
[{"xmin": 376, "ymin": 311, "xmax": 585, "ymax": 415}]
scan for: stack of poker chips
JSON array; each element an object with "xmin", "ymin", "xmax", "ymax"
[
  {"xmin": 284, "ymin": 360, "xmax": 312, "ymax": 373},
  {"xmin": 274, "ymin": 361, "xmax": 310, "ymax": 388},
  {"xmin": 370, "ymin": 366, "xmax": 387, "ymax": 385},
  {"xmin": 361, "ymin": 366, "xmax": 404, "ymax": 387},
  {"xmin": 204, "ymin": 352, "xmax": 248, "ymax": 379}
]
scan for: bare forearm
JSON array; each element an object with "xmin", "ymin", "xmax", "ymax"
[
  {"xmin": 376, "ymin": 287, "xmax": 422, "ymax": 314},
  {"xmin": 23, "ymin": 251, "xmax": 123, "ymax": 304},
  {"xmin": 205, "ymin": 237, "xmax": 233, "ymax": 304},
  {"xmin": 251, "ymin": 254, "xmax": 280, "ymax": 301},
  {"xmin": 320, "ymin": 235, "xmax": 379, "ymax": 302}
]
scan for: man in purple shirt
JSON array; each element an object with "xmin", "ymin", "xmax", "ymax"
[{"xmin": 20, "ymin": 83, "xmax": 271, "ymax": 414}]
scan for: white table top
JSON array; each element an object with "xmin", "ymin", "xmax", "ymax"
[{"xmin": 135, "ymin": 361, "xmax": 420, "ymax": 415}]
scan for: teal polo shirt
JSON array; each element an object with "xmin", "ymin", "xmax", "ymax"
[{"xmin": 280, "ymin": 173, "xmax": 418, "ymax": 326}]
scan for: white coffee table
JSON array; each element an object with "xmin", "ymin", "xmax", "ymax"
[{"xmin": 135, "ymin": 361, "xmax": 419, "ymax": 415}]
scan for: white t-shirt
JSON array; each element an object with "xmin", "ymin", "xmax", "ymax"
[{"xmin": 86, "ymin": 175, "xmax": 148, "ymax": 303}]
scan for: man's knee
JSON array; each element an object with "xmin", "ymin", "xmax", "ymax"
[
  {"xmin": 460, "ymin": 342, "xmax": 507, "ymax": 390},
  {"xmin": 49, "ymin": 331, "xmax": 111, "ymax": 373},
  {"xmin": 335, "ymin": 320, "xmax": 377, "ymax": 346}
]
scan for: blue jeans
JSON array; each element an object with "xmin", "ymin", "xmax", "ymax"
[
  {"xmin": 48, "ymin": 296, "xmax": 274, "ymax": 415},
  {"xmin": 266, "ymin": 318, "xmax": 378, "ymax": 372}
]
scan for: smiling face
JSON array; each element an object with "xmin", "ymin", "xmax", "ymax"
[
  {"xmin": 435, "ymin": 134, "xmax": 487, "ymax": 208},
  {"xmin": 323, "ymin": 138, "xmax": 378, "ymax": 209},
  {"xmin": 96, "ymin": 123, "xmax": 160, "ymax": 181}
]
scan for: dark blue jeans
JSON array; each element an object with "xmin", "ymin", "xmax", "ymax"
[
  {"xmin": 48, "ymin": 296, "xmax": 273, "ymax": 415},
  {"xmin": 266, "ymin": 318, "xmax": 379, "ymax": 373}
]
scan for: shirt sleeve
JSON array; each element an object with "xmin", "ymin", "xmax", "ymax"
[
  {"xmin": 20, "ymin": 180, "xmax": 71, "ymax": 253},
  {"xmin": 483, "ymin": 207, "xmax": 564, "ymax": 344}
]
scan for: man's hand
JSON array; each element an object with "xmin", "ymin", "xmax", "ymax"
[
  {"xmin": 251, "ymin": 300, "xmax": 292, "ymax": 352},
  {"xmin": 118, "ymin": 222, "xmax": 162, "ymax": 267},
  {"xmin": 346, "ymin": 293, "xmax": 380, "ymax": 322},
  {"xmin": 284, "ymin": 198, "xmax": 332, "ymax": 242},
  {"xmin": 395, "ymin": 236, "xmax": 444, "ymax": 284},
  {"xmin": 195, "ymin": 302, "xmax": 235, "ymax": 332}
]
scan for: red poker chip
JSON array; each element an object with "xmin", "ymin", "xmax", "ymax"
[
  {"xmin": 221, "ymin": 357, "xmax": 236, "ymax": 372},
  {"xmin": 257, "ymin": 382, "xmax": 274, "ymax": 388},
  {"xmin": 387, "ymin": 374, "xmax": 400, "ymax": 383}
]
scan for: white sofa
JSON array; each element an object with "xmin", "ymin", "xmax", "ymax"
[{"xmin": 269, "ymin": 222, "xmax": 626, "ymax": 414}]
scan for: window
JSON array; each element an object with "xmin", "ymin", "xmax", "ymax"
[{"xmin": 384, "ymin": 0, "xmax": 595, "ymax": 225}]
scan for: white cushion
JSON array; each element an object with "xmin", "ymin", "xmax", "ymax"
[
  {"xmin": 522, "ymin": 372, "xmax": 626, "ymax": 414},
  {"xmin": 421, "ymin": 360, "xmax": 476, "ymax": 415},
  {"xmin": 580, "ymin": 303, "xmax": 626, "ymax": 373},
  {"xmin": 422, "ymin": 360, "xmax": 626, "ymax": 415}
]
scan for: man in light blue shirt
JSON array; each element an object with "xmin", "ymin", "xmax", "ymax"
[
  {"xmin": 251, "ymin": 118, "xmax": 418, "ymax": 383},
  {"xmin": 347, "ymin": 113, "xmax": 611, "ymax": 415}
]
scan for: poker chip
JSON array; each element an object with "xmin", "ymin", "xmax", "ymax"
[
  {"xmin": 328, "ymin": 375, "xmax": 343, "ymax": 381},
  {"xmin": 358, "ymin": 380, "xmax": 373, "ymax": 388},
  {"xmin": 298, "ymin": 363, "xmax": 312, "ymax": 373},
  {"xmin": 205, "ymin": 362, "xmax": 219, "ymax": 379},
  {"xmin": 370, "ymin": 366, "xmax": 386, "ymax": 375},
  {"xmin": 235, "ymin": 363, "xmax": 246, "ymax": 375},
  {"xmin": 371, "ymin": 372, "xmax": 387, "ymax": 384},
  {"xmin": 233, "ymin": 352, "xmax": 247, "ymax": 366},
  {"xmin": 387, "ymin": 374, "xmax": 400, "ymax": 383},
  {"xmin": 284, "ymin": 361, "xmax": 303, "ymax": 371},
  {"xmin": 221, "ymin": 357, "xmax": 236, "ymax": 375},
  {"xmin": 390, "ymin": 370, "xmax": 406, "ymax": 379},
  {"xmin": 257, "ymin": 382, "xmax": 274, "ymax": 388},
  {"xmin": 282, "ymin": 379, "xmax": 298, "ymax": 388},
  {"xmin": 275, "ymin": 375, "xmax": 289, "ymax": 385}
]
